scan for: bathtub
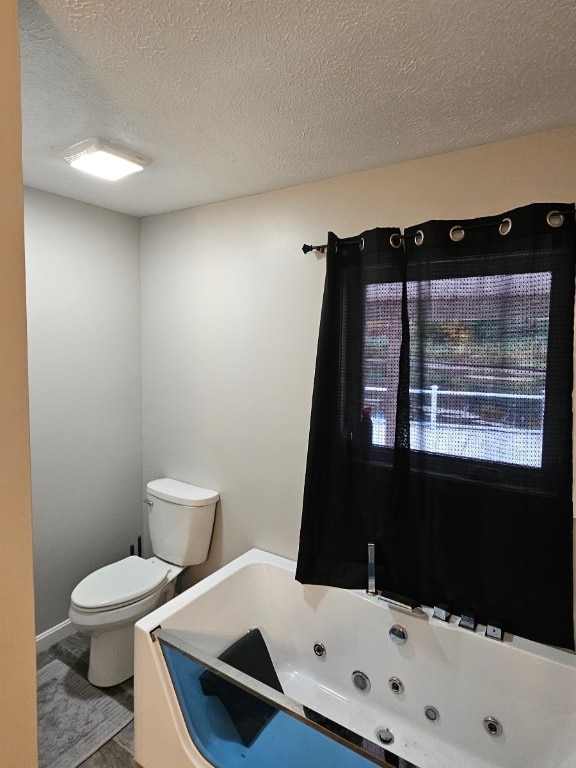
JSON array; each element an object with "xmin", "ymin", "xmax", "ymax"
[{"xmin": 134, "ymin": 548, "xmax": 576, "ymax": 768}]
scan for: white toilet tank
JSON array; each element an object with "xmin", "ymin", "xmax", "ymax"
[{"xmin": 146, "ymin": 478, "xmax": 219, "ymax": 566}]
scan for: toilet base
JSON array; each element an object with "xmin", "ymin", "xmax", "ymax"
[{"xmin": 88, "ymin": 624, "xmax": 135, "ymax": 687}]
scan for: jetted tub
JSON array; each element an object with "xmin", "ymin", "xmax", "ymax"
[{"xmin": 134, "ymin": 548, "xmax": 576, "ymax": 768}]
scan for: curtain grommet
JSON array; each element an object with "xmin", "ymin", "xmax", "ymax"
[
  {"xmin": 547, "ymin": 210, "xmax": 565, "ymax": 228},
  {"xmin": 390, "ymin": 233, "xmax": 402, "ymax": 249},
  {"xmin": 414, "ymin": 230, "xmax": 424, "ymax": 246},
  {"xmin": 449, "ymin": 225, "xmax": 465, "ymax": 242},
  {"xmin": 498, "ymin": 217, "xmax": 512, "ymax": 236},
  {"xmin": 359, "ymin": 237, "xmax": 365, "ymax": 251}
]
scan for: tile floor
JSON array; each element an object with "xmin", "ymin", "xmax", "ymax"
[{"xmin": 37, "ymin": 632, "xmax": 138, "ymax": 767}]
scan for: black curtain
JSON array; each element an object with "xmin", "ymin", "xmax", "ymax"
[{"xmin": 296, "ymin": 203, "xmax": 575, "ymax": 649}]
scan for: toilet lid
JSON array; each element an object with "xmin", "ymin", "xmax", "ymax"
[{"xmin": 71, "ymin": 556, "xmax": 169, "ymax": 610}]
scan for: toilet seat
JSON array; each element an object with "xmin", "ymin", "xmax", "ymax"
[{"xmin": 71, "ymin": 556, "xmax": 169, "ymax": 612}]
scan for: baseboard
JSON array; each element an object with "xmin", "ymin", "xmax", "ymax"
[{"xmin": 36, "ymin": 618, "xmax": 75, "ymax": 654}]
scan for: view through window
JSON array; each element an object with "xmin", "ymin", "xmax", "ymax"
[{"xmin": 364, "ymin": 272, "xmax": 551, "ymax": 468}]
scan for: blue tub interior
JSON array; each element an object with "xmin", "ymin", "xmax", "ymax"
[{"xmin": 161, "ymin": 642, "xmax": 379, "ymax": 768}]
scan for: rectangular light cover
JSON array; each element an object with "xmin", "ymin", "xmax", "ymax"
[{"xmin": 61, "ymin": 138, "xmax": 150, "ymax": 181}]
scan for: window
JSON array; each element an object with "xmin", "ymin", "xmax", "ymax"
[{"xmin": 364, "ymin": 272, "xmax": 551, "ymax": 469}]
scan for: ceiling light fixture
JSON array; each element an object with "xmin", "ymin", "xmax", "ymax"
[{"xmin": 61, "ymin": 138, "xmax": 151, "ymax": 181}]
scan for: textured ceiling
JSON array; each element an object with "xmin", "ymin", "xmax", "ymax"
[{"xmin": 19, "ymin": 0, "xmax": 576, "ymax": 217}]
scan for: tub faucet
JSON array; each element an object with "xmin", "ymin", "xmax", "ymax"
[
  {"xmin": 378, "ymin": 591, "xmax": 423, "ymax": 614},
  {"xmin": 367, "ymin": 543, "xmax": 377, "ymax": 595}
]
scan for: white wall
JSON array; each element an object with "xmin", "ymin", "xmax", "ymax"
[
  {"xmin": 141, "ymin": 126, "xmax": 576, "ymax": 587},
  {"xmin": 25, "ymin": 188, "xmax": 143, "ymax": 633}
]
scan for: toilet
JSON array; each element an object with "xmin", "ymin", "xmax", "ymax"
[{"xmin": 69, "ymin": 477, "xmax": 219, "ymax": 687}]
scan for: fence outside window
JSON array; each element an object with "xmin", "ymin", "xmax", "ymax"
[{"xmin": 364, "ymin": 384, "xmax": 545, "ymax": 467}]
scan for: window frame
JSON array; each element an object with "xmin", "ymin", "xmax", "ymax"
[{"xmin": 346, "ymin": 246, "xmax": 573, "ymax": 496}]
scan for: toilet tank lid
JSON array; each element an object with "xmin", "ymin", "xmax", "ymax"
[{"xmin": 147, "ymin": 477, "xmax": 219, "ymax": 506}]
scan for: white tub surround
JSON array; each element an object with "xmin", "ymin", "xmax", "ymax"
[{"xmin": 134, "ymin": 549, "xmax": 576, "ymax": 768}]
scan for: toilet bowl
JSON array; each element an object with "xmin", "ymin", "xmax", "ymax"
[
  {"xmin": 70, "ymin": 555, "xmax": 182, "ymax": 687},
  {"xmin": 69, "ymin": 478, "xmax": 219, "ymax": 687}
]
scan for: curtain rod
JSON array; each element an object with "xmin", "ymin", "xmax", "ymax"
[{"xmin": 302, "ymin": 208, "xmax": 575, "ymax": 254}]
